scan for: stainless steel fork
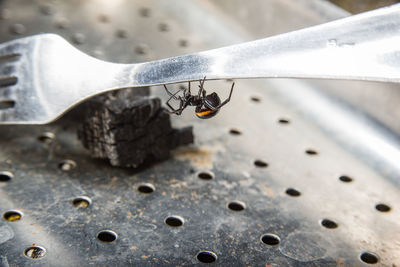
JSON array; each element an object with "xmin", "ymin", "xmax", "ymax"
[{"xmin": 1, "ymin": 4, "xmax": 400, "ymax": 124}]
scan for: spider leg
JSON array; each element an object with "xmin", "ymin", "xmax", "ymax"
[
  {"xmin": 166, "ymin": 103, "xmax": 186, "ymax": 115},
  {"xmin": 165, "ymin": 92, "xmax": 184, "ymax": 114},
  {"xmin": 214, "ymin": 82, "xmax": 235, "ymax": 110},
  {"xmin": 175, "ymin": 103, "xmax": 187, "ymax": 115},
  {"xmin": 199, "ymin": 76, "xmax": 206, "ymax": 87},
  {"xmin": 169, "ymin": 101, "xmax": 187, "ymax": 115},
  {"xmin": 198, "ymin": 76, "xmax": 206, "ymax": 97},
  {"xmin": 164, "ymin": 85, "xmax": 179, "ymax": 100},
  {"xmin": 182, "ymin": 86, "xmax": 189, "ymax": 98},
  {"xmin": 165, "ymin": 104, "xmax": 179, "ymax": 114},
  {"xmin": 165, "ymin": 94, "xmax": 188, "ymax": 115}
]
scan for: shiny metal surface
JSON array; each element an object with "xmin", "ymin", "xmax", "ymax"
[
  {"xmin": 1, "ymin": 4, "xmax": 400, "ymax": 124},
  {"xmin": 0, "ymin": 0, "xmax": 400, "ymax": 266}
]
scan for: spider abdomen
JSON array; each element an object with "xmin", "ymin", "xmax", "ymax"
[
  {"xmin": 204, "ymin": 92, "xmax": 221, "ymax": 108},
  {"xmin": 195, "ymin": 105, "xmax": 219, "ymax": 119},
  {"xmin": 195, "ymin": 93, "xmax": 221, "ymax": 119}
]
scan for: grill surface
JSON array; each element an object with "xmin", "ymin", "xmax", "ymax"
[{"xmin": 0, "ymin": 0, "xmax": 399, "ymax": 266}]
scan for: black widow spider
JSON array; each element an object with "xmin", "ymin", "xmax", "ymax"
[{"xmin": 163, "ymin": 77, "xmax": 234, "ymax": 119}]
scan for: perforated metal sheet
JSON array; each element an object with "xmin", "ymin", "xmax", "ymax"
[{"xmin": 0, "ymin": 0, "xmax": 399, "ymax": 266}]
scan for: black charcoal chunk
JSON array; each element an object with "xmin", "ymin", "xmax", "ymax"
[{"xmin": 78, "ymin": 88, "xmax": 193, "ymax": 168}]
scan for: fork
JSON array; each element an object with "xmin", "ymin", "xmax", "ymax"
[{"xmin": 1, "ymin": 4, "xmax": 400, "ymax": 124}]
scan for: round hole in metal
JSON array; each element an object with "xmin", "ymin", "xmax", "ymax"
[
  {"xmin": 261, "ymin": 234, "xmax": 280, "ymax": 246},
  {"xmin": 165, "ymin": 216, "xmax": 184, "ymax": 227},
  {"xmin": 139, "ymin": 7, "xmax": 151, "ymax": 17},
  {"xmin": 39, "ymin": 5, "xmax": 53, "ymax": 15},
  {"xmin": 285, "ymin": 188, "xmax": 301, "ymax": 197},
  {"xmin": 254, "ymin": 160, "xmax": 268, "ymax": 168},
  {"xmin": 179, "ymin": 39, "xmax": 189, "ymax": 47},
  {"xmin": 98, "ymin": 14, "xmax": 109, "ymax": 23},
  {"xmin": 360, "ymin": 252, "xmax": 379, "ymax": 264},
  {"xmin": 305, "ymin": 149, "xmax": 318, "ymax": 155},
  {"xmin": 0, "ymin": 8, "xmax": 11, "ymax": 20},
  {"xmin": 278, "ymin": 118, "xmax": 290, "ymax": 124},
  {"xmin": 320, "ymin": 218, "xmax": 338, "ymax": 229},
  {"xmin": 197, "ymin": 171, "xmax": 214, "ymax": 180},
  {"xmin": 0, "ymin": 171, "xmax": 13, "ymax": 182},
  {"xmin": 59, "ymin": 160, "xmax": 76, "ymax": 171},
  {"xmin": 228, "ymin": 201, "xmax": 245, "ymax": 212},
  {"xmin": 134, "ymin": 44, "xmax": 148, "ymax": 55},
  {"xmin": 3, "ymin": 210, "xmax": 22, "ymax": 222},
  {"xmin": 375, "ymin": 203, "xmax": 391, "ymax": 212},
  {"xmin": 38, "ymin": 132, "xmax": 55, "ymax": 143},
  {"xmin": 196, "ymin": 251, "xmax": 217, "ymax": 264},
  {"xmin": 229, "ymin": 128, "xmax": 242, "ymax": 135},
  {"xmin": 116, "ymin": 29, "xmax": 128, "ymax": 38},
  {"xmin": 72, "ymin": 33, "xmax": 85, "ymax": 45},
  {"xmin": 158, "ymin": 22, "xmax": 169, "ymax": 32},
  {"xmin": 137, "ymin": 183, "xmax": 155, "ymax": 194},
  {"xmin": 72, "ymin": 196, "xmax": 91, "ymax": 208},
  {"xmin": 10, "ymin": 23, "xmax": 25, "ymax": 35},
  {"xmin": 55, "ymin": 17, "xmax": 69, "ymax": 29},
  {"xmin": 339, "ymin": 175, "xmax": 353, "ymax": 182},
  {"xmin": 97, "ymin": 230, "xmax": 117, "ymax": 242},
  {"xmin": 24, "ymin": 246, "xmax": 46, "ymax": 259}
]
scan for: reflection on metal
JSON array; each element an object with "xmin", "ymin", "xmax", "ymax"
[
  {"xmin": 0, "ymin": 0, "xmax": 399, "ymax": 266},
  {"xmin": 271, "ymin": 79, "xmax": 400, "ymax": 185}
]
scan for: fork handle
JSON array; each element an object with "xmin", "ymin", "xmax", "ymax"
[{"xmin": 130, "ymin": 4, "xmax": 400, "ymax": 86}]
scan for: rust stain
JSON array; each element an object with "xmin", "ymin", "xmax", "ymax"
[
  {"xmin": 141, "ymin": 255, "xmax": 149, "ymax": 259},
  {"xmin": 173, "ymin": 145, "xmax": 224, "ymax": 169},
  {"xmin": 130, "ymin": 246, "xmax": 137, "ymax": 251},
  {"xmin": 171, "ymin": 181, "xmax": 188, "ymax": 188},
  {"xmin": 335, "ymin": 258, "xmax": 344, "ymax": 266},
  {"xmin": 260, "ymin": 184, "xmax": 275, "ymax": 198}
]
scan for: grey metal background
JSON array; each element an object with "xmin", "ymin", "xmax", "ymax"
[{"xmin": 0, "ymin": 0, "xmax": 399, "ymax": 266}]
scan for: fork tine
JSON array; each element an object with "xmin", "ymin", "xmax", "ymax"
[
  {"xmin": 0, "ymin": 53, "xmax": 20, "ymax": 64},
  {"xmin": 0, "ymin": 99, "xmax": 15, "ymax": 110},
  {"xmin": 0, "ymin": 77, "xmax": 17, "ymax": 87}
]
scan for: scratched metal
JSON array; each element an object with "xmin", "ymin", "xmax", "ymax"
[{"xmin": 0, "ymin": 0, "xmax": 399, "ymax": 266}]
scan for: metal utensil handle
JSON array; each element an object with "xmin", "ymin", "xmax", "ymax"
[{"xmin": 133, "ymin": 4, "xmax": 400, "ymax": 85}]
